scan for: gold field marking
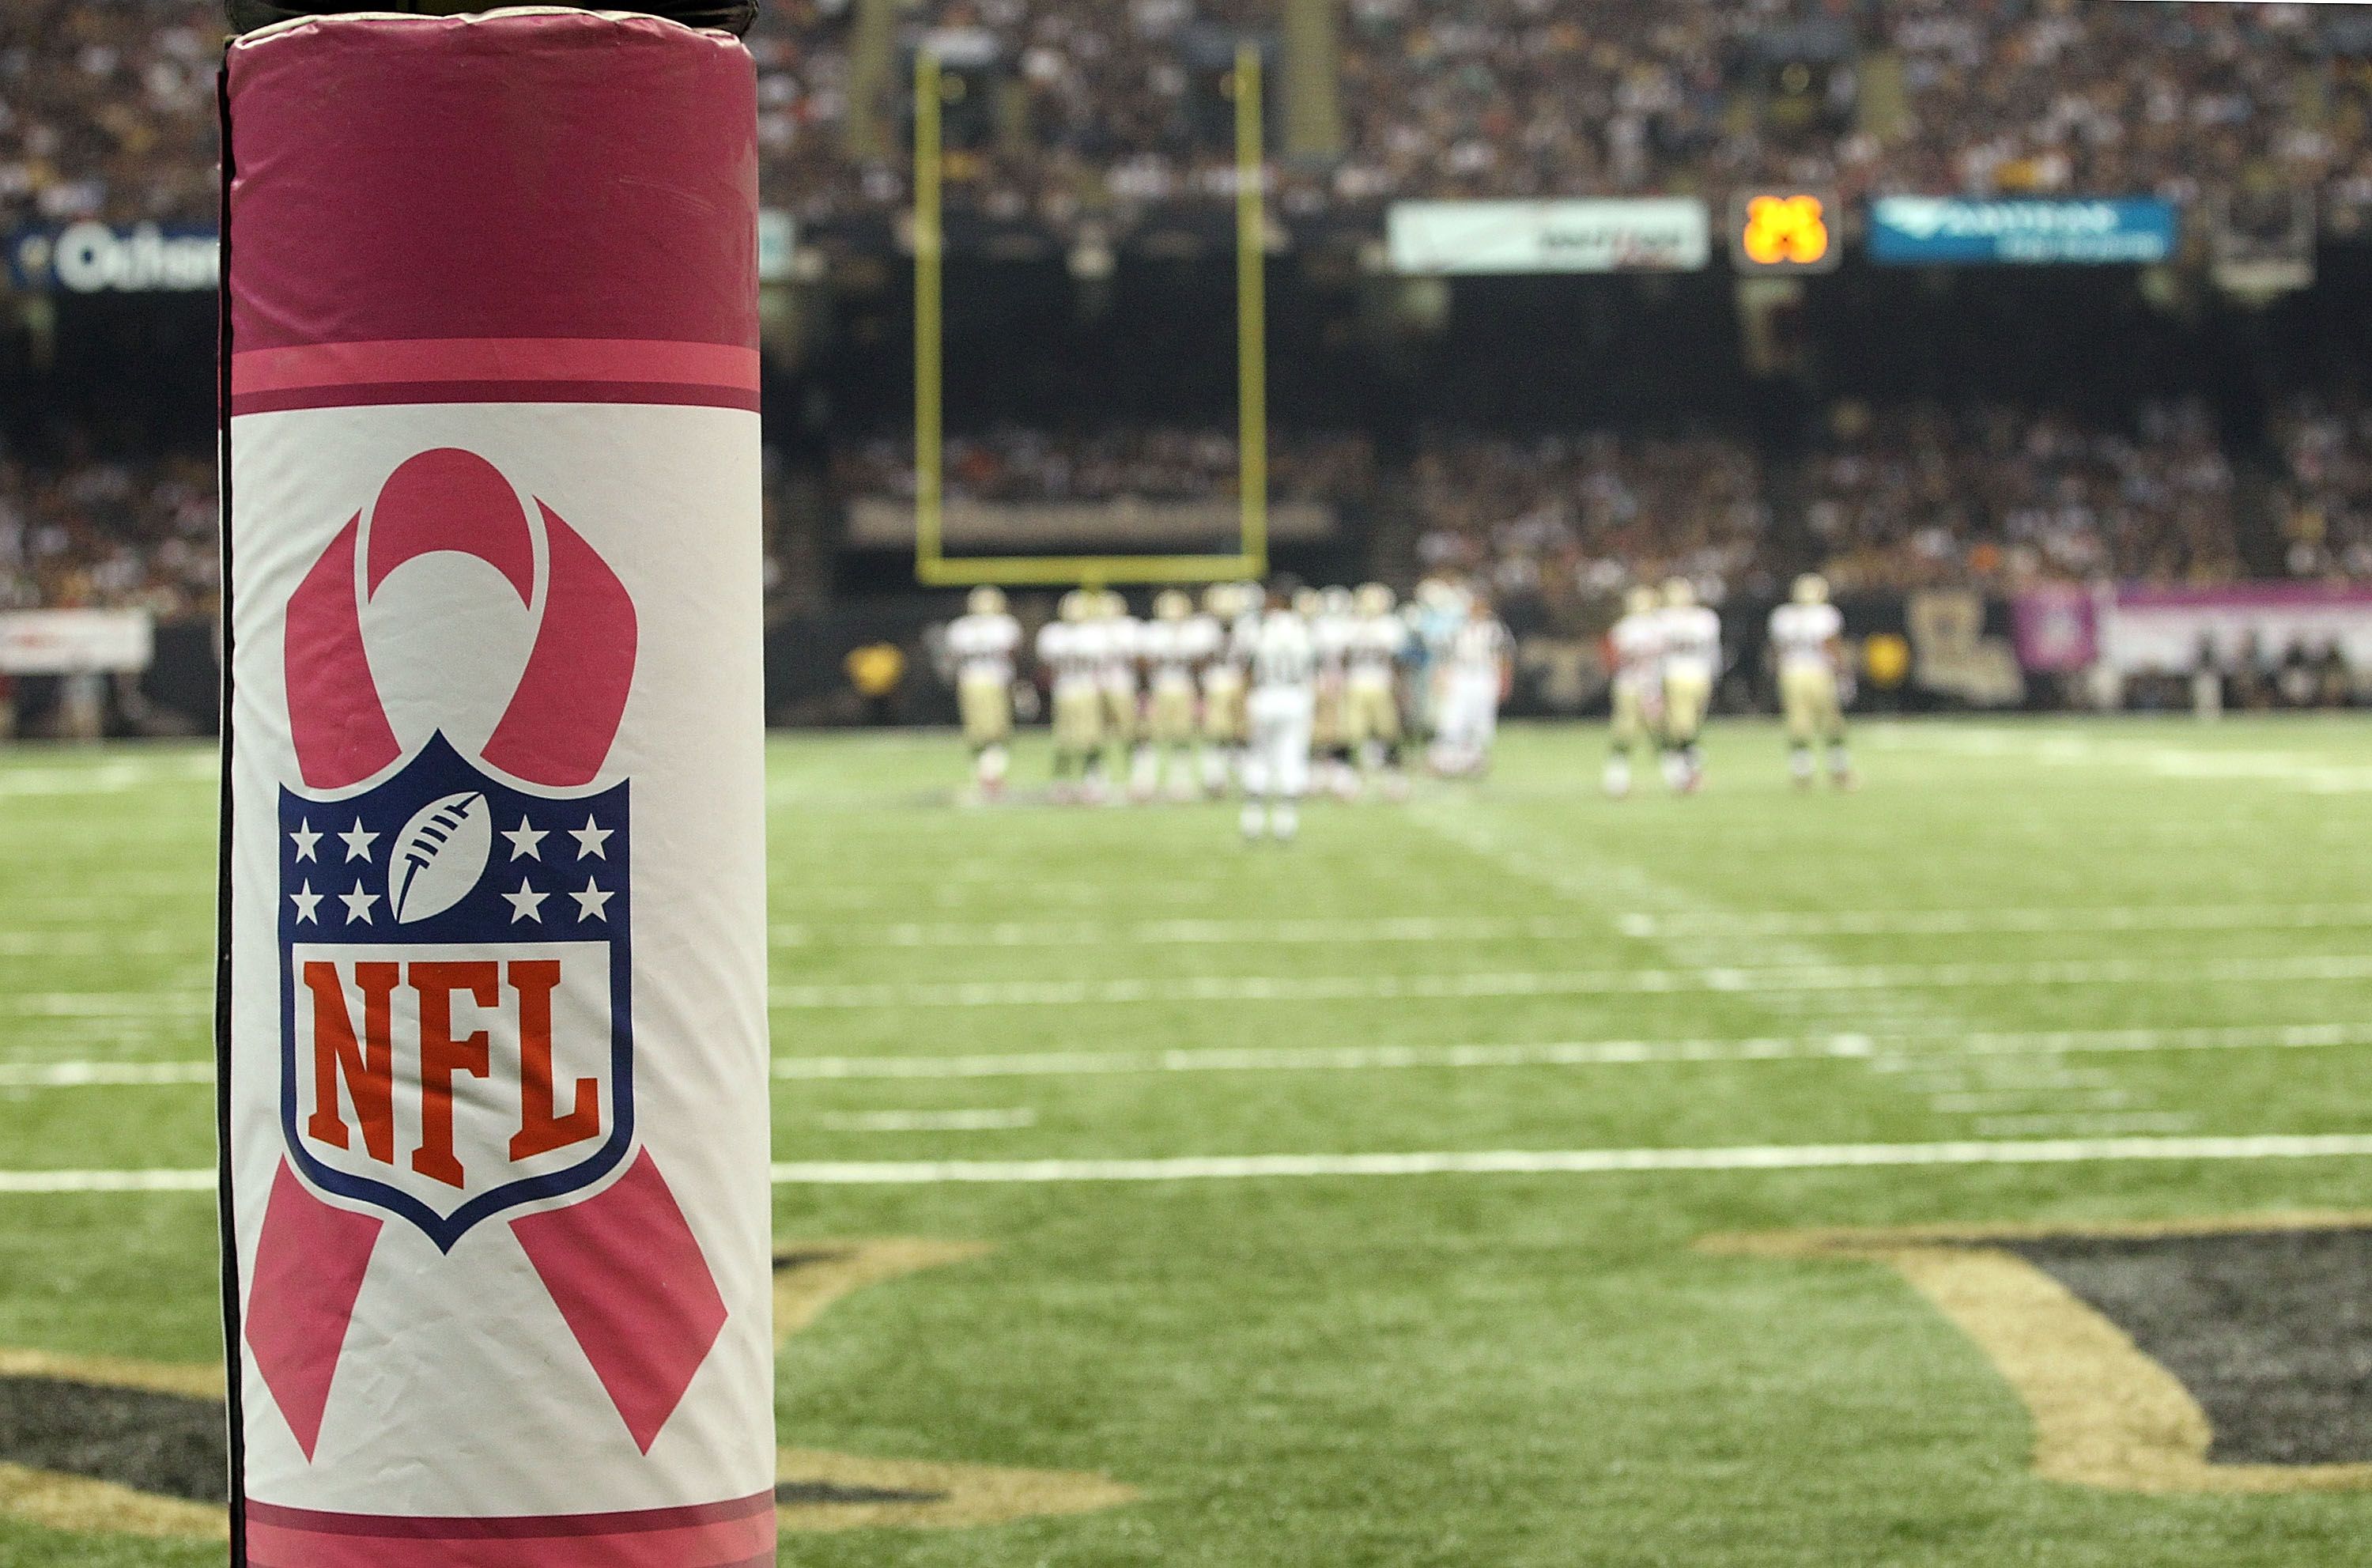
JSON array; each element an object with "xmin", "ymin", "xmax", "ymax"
[{"xmin": 1698, "ymin": 1214, "xmax": 2372, "ymax": 1493}]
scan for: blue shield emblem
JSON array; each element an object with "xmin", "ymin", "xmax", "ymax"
[{"xmin": 277, "ymin": 733, "xmax": 633, "ymax": 1250}]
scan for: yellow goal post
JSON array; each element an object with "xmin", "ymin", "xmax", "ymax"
[{"xmin": 910, "ymin": 43, "xmax": 1269, "ymax": 588}]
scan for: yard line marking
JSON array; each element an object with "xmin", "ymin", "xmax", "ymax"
[
  {"xmin": 0, "ymin": 755, "xmax": 217, "ymax": 799},
  {"xmin": 1866, "ymin": 727, "xmax": 2372, "ymax": 793},
  {"xmin": 0, "ymin": 993, "xmax": 210, "ymax": 1018},
  {"xmin": 766, "ymin": 954, "xmax": 2372, "ymax": 1009},
  {"xmin": 0, "ymin": 1061, "xmax": 216, "ymax": 1087},
  {"xmin": 768, "ymin": 903, "xmax": 2372, "ymax": 949},
  {"xmin": 0, "ymin": 932, "xmax": 197, "ymax": 957},
  {"xmin": 772, "ymin": 1025, "xmax": 2372, "ymax": 1080},
  {"xmin": 767, "ymin": 1134, "xmax": 2372, "ymax": 1185},
  {"xmin": 0, "ymin": 1169, "xmax": 215, "ymax": 1193},
  {"xmin": 15, "ymin": 1132, "xmax": 2372, "ymax": 1195},
  {"xmin": 12, "ymin": 1022, "xmax": 2369, "ymax": 1091},
  {"xmin": 1612, "ymin": 904, "xmax": 2372, "ymax": 940},
  {"xmin": 814, "ymin": 1108, "xmax": 1037, "ymax": 1132}
]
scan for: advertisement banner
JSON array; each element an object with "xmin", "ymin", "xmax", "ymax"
[
  {"xmin": 2101, "ymin": 583, "xmax": 2372, "ymax": 674},
  {"xmin": 1868, "ymin": 197, "xmax": 2178, "ymax": 265},
  {"xmin": 221, "ymin": 14, "xmax": 773, "ymax": 1566},
  {"xmin": 0, "ymin": 607, "xmax": 155, "ymax": 672},
  {"xmin": 10, "ymin": 222, "xmax": 218, "ymax": 293},
  {"xmin": 1388, "ymin": 198, "xmax": 1710, "ymax": 274},
  {"xmin": 2011, "ymin": 584, "xmax": 2099, "ymax": 673}
]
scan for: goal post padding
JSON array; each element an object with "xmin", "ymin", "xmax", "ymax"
[{"xmin": 219, "ymin": 13, "xmax": 775, "ymax": 1564}]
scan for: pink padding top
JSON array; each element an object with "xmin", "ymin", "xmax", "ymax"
[{"xmin": 225, "ymin": 10, "xmax": 757, "ymax": 356}]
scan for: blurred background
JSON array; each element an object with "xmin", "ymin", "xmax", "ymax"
[{"xmin": 5, "ymin": 0, "xmax": 2372, "ymax": 729}]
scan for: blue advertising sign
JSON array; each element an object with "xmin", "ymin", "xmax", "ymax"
[{"xmin": 1868, "ymin": 198, "xmax": 2178, "ymax": 265}]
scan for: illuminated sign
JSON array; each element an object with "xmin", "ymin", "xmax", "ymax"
[
  {"xmin": 1729, "ymin": 190, "xmax": 1840, "ymax": 273},
  {"xmin": 9, "ymin": 222, "xmax": 217, "ymax": 293},
  {"xmin": 1387, "ymin": 200, "xmax": 1710, "ymax": 274},
  {"xmin": 1867, "ymin": 198, "xmax": 2177, "ymax": 265}
]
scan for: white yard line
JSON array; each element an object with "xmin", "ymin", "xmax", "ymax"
[
  {"xmin": 13, "ymin": 1132, "xmax": 2372, "ymax": 1194},
  {"xmin": 0, "ymin": 755, "xmax": 217, "ymax": 799},
  {"xmin": 766, "ymin": 902, "xmax": 2372, "ymax": 949},
  {"xmin": 1867, "ymin": 726, "xmax": 2372, "ymax": 793},
  {"xmin": 765, "ymin": 954, "xmax": 2372, "ymax": 1010},
  {"xmin": 769, "ymin": 1134, "xmax": 2372, "ymax": 1184},
  {"xmin": 814, "ymin": 1108, "xmax": 1037, "ymax": 1132},
  {"xmin": 17, "ymin": 1022, "xmax": 2372, "ymax": 1091}
]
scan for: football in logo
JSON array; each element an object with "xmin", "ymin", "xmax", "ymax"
[{"xmin": 389, "ymin": 791, "xmax": 494, "ymax": 924}]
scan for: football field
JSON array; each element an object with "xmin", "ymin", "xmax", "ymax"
[{"xmin": 7, "ymin": 717, "xmax": 2372, "ymax": 1564}]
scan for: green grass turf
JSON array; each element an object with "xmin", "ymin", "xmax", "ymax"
[{"xmin": 6, "ymin": 718, "xmax": 2372, "ymax": 1563}]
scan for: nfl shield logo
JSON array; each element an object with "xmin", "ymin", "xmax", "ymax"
[{"xmin": 278, "ymin": 731, "xmax": 634, "ymax": 1250}]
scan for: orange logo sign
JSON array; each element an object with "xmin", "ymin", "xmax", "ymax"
[{"xmin": 1742, "ymin": 195, "xmax": 1830, "ymax": 266}]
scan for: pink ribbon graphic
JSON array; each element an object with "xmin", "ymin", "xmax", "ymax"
[
  {"xmin": 255, "ymin": 453, "xmax": 724, "ymax": 1460},
  {"xmin": 282, "ymin": 447, "xmax": 638, "ymax": 790}
]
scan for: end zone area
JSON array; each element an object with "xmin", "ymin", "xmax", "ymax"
[{"xmin": 6, "ymin": 719, "xmax": 2372, "ymax": 1564}]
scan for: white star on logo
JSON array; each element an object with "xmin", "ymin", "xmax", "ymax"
[
  {"xmin": 571, "ymin": 877, "xmax": 614, "ymax": 921},
  {"xmin": 569, "ymin": 815, "xmax": 613, "ymax": 860},
  {"xmin": 289, "ymin": 882, "xmax": 322, "ymax": 924},
  {"xmin": 338, "ymin": 882, "xmax": 379, "ymax": 925},
  {"xmin": 503, "ymin": 878, "xmax": 549, "ymax": 924},
  {"xmin": 339, "ymin": 819, "xmax": 380, "ymax": 863},
  {"xmin": 289, "ymin": 821, "xmax": 321, "ymax": 863},
  {"xmin": 503, "ymin": 815, "xmax": 548, "ymax": 861}
]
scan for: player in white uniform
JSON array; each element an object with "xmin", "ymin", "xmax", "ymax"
[
  {"xmin": 1657, "ymin": 576, "xmax": 1721, "ymax": 794},
  {"xmin": 1769, "ymin": 572, "xmax": 1855, "ymax": 789},
  {"xmin": 1190, "ymin": 584, "xmax": 1241, "ymax": 795},
  {"xmin": 1343, "ymin": 582, "xmax": 1410, "ymax": 793},
  {"xmin": 1430, "ymin": 593, "xmax": 1513, "ymax": 777},
  {"xmin": 1093, "ymin": 590, "xmax": 1148, "ymax": 799},
  {"xmin": 1602, "ymin": 584, "xmax": 1665, "ymax": 799},
  {"xmin": 1139, "ymin": 588, "xmax": 1218, "ymax": 800},
  {"xmin": 1310, "ymin": 585, "xmax": 1358, "ymax": 798},
  {"xmin": 1035, "ymin": 589, "xmax": 1108, "ymax": 802},
  {"xmin": 943, "ymin": 584, "xmax": 1022, "ymax": 797},
  {"xmin": 1241, "ymin": 576, "xmax": 1318, "ymax": 843}
]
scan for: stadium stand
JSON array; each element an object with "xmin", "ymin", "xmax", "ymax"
[
  {"xmin": 0, "ymin": 447, "xmax": 216, "ymax": 616},
  {"xmin": 2277, "ymin": 396, "xmax": 2372, "ymax": 579}
]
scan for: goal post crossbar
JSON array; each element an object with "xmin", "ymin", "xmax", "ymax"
[{"xmin": 910, "ymin": 44, "xmax": 1269, "ymax": 589}]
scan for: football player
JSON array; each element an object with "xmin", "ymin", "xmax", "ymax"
[
  {"xmin": 1603, "ymin": 583, "xmax": 1664, "ymax": 798},
  {"xmin": 1657, "ymin": 576, "xmax": 1720, "ymax": 793},
  {"xmin": 1769, "ymin": 572, "xmax": 1856, "ymax": 789},
  {"xmin": 1344, "ymin": 582, "xmax": 1410, "ymax": 794},
  {"xmin": 1095, "ymin": 590, "xmax": 1150, "ymax": 799},
  {"xmin": 1312, "ymin": 585, "xmax": 1358, "ymax": 798},
  {"xmin": 1241, "ymin": 575, "xmax": 1318, "ymax": 843},
  {"xmin": 1197, "ymin": 582, "xmax": 1251, "ymax": 795},
  {"xmin": 1430, "ymin": 591, "xmax": 1513, "ymax": 777},
  {"xmin": 1035, "ymin": 588, "xmax": 1106, "ymax": 802},
  {"xmin": 943, "ymin": 584, "xmax": 1021, "ymax": 797},
  {"xmin": 1139, "ymin": 588, "xmax": 1211, "ymax": 801}
]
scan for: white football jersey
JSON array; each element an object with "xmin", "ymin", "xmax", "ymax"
[
  {"xmin": 1769, "ymin": 601, "xmax": 1843, "ymax": 676},
  {"xmin": 946, "ymin": 610, "xmax": 1021, "ymax": 685},
  {"xmin": 1313, "ymin": 610, "xmax": 1354, "ymax": 678},
  {"xmin": 1036, "ymin": 618, "xmax": 1105, "ymax": 693},
  {"xmin": 1447, "ymin": 616, "xmax": 1513, "ymax": 678},
  {"xmin": 1248, "ymin": 609, "xmax": 1317, "ymax": 690},
  {"xmin": 1099, "ymin": 614, "xmax": 1141, "ymax": 691},
  {"xmin": 1346, "ymin": 612, "xmax": 1409, "ymax": 688},
  {"xmin": 1659, "ymin": 604, "xmax": 1721, "ymax": 682},
  {"xmin": 1609, "ymin": 610, "xmax": 1664, "ymax": 687},
  {"xmin": 1138, "ymin": 618, "xmax": 1207, "ymax": 693}
]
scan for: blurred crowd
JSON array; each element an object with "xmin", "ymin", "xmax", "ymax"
[
  {"xmin": 1403, "ymin": 402, "xmax": 2242, "ymax": 614},
  {"xmin": 748, "ymin": 0, "xmax": 2368, "ymax": 230},
  {"xmin": 0, "ymin": 448, "xmax": 217, "ymax": 617},
  {"xmin": 1801, "ymin": 400, "xmax": 2238, "ymax": 591},
  {"xmin": 2277, "ymin": 397, "xmax": 2372, "ymax": 579},
  {"xmin": 0, "ymin": 0, "xmax": 218, "ymax": 232},
  {"xmin": 832, "ymin": 424, "xmax": 1376, "ymax": 502},
  {"xmin": 1411, "ymin": 430, "xmax": 1770, "ymax": 610},
  {"xmin": 0, "ymin": 0, "xmax": 2360, "ymax": 246}
]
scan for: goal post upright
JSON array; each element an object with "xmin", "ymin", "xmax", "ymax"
[{"xmin": 911, "ymin": 40, "xmax": 1270, "ymax": 588}]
